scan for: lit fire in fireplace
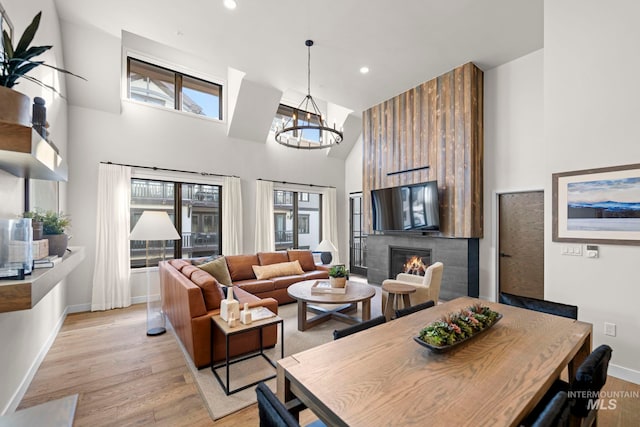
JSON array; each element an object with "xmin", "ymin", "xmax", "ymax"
[{"xmin": 403, "ymin": 256, "xmax": 428, "ymax": 276}]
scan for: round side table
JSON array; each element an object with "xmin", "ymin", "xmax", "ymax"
[{"xmin": 381, "ymin": 282, "xmax": 416, "ymax": 321}]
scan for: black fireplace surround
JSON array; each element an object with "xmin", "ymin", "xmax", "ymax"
[{"xmin": 367, "ymin": 234, "xmax": 479, "ymax": 301}]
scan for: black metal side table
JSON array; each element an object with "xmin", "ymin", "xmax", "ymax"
[{"xmin": 210, "ymin": 312, "xmax": 284, "ymax": 395}]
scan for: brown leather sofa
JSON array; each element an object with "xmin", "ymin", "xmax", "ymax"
[
  {"xmin": 226, "ymin": 250, "xmax": 329, "ymax": 304},
  {"xmin": 159, "ymin": 259, "xmax": 279, "ymax": 369}
]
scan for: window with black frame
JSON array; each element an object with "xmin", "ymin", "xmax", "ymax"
[
  {"xmin": 273, "ymin": 190, "xmax": 321, "ymax": 251},
  {"xmin": 130, "ymin": 178, "xmax": 221, "ymax": 267},
  {"xmin": 127, "ymin": 57, "xmax": 222, "ymax": 120}
]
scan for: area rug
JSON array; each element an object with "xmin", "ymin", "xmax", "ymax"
[{"xmin": 176, "ymin": 282, "xmax": 382, "ymax": 420}]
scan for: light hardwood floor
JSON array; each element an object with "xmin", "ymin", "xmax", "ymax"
[{"xmin": 19, "ymin": 304, "xmax": 639, "ymax": 426}]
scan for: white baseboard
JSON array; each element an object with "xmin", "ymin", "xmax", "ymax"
[
  {"xmin": 3, "ymin": 307, "xmax": 69, "ymax": 415},
  {"xmin": 131, "ymin": 295, "xmax": 147, "ymax": 305},
  {"xmin": 609, "ymin": 363, "xmax": 640, "ymax": 385},
  {"xmin": 67, "ymin": 303, "xmax": 91, "ymax": 314}
]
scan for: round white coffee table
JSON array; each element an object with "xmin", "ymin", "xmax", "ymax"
[{"xmin": 287, "ymin": 280, "xmax": 376, "ymax": 331}]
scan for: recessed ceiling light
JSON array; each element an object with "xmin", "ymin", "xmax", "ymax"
[
  {"xmin": 224, "ymin": 0, "xmax": 237, "ymax": 10},
  {"xmin": 360, "ymin": 66, "xmax": 370, "ymax": 74}
]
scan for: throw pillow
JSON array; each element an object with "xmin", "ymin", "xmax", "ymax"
[
  {"xmin": 190, "ymin": 270, "xmax": 224, "ymax": 311},
  {"xmin": 252, "ymin": 260, "xmax": 304, "ymax": 280},
  {"xmin": 191, "ymin": 254, "xmax": 221, "ymax": 266},
  {"xmin": 287, "ymin": 250, "xmax": 316, "ymax": 271},
  {"xmin": 198, "ymin": 256, "xmax": 233, "ymax": 286}
]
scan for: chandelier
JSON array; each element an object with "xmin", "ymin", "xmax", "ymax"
[{"xmin": 274, "ymin": 40, "xmax": 343, "ymax": 149}]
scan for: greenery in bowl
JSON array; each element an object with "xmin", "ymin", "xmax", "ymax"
[
  {"xmin": 41, "ymin": 210, "xmax": 70, "ymax": 235},
  {"xmin": 418, "ymin": 304, "xmax": 500, "ymax": 347},
  {"xmin": 23, "ymin": 209, "xmax": 45, "ymax": 222},
  {"xmin": 328, "ymin": 264, "xmax": 348, "ymax": 278},
  {"xmin": 1, "ymin": 11, "xmax": 85, "ymax": 94}
]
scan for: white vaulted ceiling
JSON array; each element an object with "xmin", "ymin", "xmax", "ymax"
[{"xmin": 53, "ymin": 0, "xmax": 543, "ymax": 114}]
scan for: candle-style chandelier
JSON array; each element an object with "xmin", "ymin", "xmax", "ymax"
[{"xmin": 274, "ymin": 40, "xmax": 343, "ymax": 149}]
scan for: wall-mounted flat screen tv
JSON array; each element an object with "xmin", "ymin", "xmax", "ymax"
[{"xmin": 371, "ymin": 180, "xmax": 440, "ymax": 232}]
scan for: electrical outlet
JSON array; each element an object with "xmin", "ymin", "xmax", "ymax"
[
  {"xmin": 561, "ymin": 245, "xmax": 583, "ymax": 256},
  {"xmin": 604, "ymin": 322, "xmax": 616, "ymax": 337}
]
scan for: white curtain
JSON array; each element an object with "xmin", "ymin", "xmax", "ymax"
[
  {"xmin": 91, "ymin": 163, "xmax": 132, "ymax": 311},
  {"xmin": 322, "ymin": 187, "xmax": 340, "ymax": 263},
  {"xmin": 254, "ymin": 180, "xmax": 274, "ymax": 252},
  {"xmin": 222, "ymin": 176, "xmax": 243, "ymax": 255}
]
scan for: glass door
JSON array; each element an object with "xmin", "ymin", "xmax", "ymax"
[{"xmin": 349, "ymin": 193, "xmax": 367, "ymax": 276}]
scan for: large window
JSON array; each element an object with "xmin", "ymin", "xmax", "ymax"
[
  {"xmin": 127, "ymin": 57, "xmax": 222, "ymax": 120},
  {"xmin": 130, "ymin": 178, "xmax": 221, "ymax": 267},
  {"xmin": 274, "ymin": 190, "xmax": 321, "ymax": 251}
]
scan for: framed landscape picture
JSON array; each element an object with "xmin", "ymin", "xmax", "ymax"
[{"xmin": 553, "ymin": 163, "xmax": 640, "ymax": 245}]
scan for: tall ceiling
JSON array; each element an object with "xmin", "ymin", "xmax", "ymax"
[{"xmin": 54, "ymin": 0, "xmax": 543, "ymax": 114}]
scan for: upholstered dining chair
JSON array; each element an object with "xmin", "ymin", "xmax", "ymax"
[
  {"xmin": 381, "ymin": 261, "xmax": 443, "ymax": 312},
  {"xmin": 333, "ymin": 315, "xmax": 386, "ymax": 340},
  {"xmin": 499, "ymin": 292, "xmax": 578, "ymax": 319},
  {"xmin": 525, "ymin": 345, "xmax": 612, "ymax": 427},
  {"xmin": 394, "ymin": 300, "xmax": 435, "ymax": 318},
  {"xmin": 256, "ymin": 382, "xmax": 326, "ymax": 427},
  {"xmin": 530, "ymin": 391, "xmax": 570, "ymax": 427}
]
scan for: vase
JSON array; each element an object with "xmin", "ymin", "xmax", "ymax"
[
  {"xmin": 32, "ymin": 221, "xmax": 44, "ymax": 241},
  {"xmin": 0, "ymin": 86, "xmax": 31, "ymax": 126},
  {"xmin": 45, "ymin": 233, "xmax": 68, "ymax": 257},
  {"xmin": 329, "ymin": 277, "xmax": 346, "ymax": 288}
]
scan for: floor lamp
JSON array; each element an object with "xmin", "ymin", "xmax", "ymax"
[{"xmin": 129, "ymin": 211, "xmax": 180, "ymax": 336}]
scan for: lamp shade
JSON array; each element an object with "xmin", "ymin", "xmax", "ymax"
[
  {"xmin": 129, "ymin": 211, "xmax": 180, "ymax": 241},
  {"xmin": 315, "ymin": 239, "xmax": 337, "ymax": 253}
]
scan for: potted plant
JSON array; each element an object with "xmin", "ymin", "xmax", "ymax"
[
  {"xmin": 23, "ymin": 209, "xmax": 44, "ymax": 240},
  {"xmin": 328, "ymin": 264, "xmax": 348, "ymax": 288},
  {"xmin": 41, "ymin": 210, "xmax": 70, "ymax": 257},
  {"xmin": 1, "ymin": 11, "xmax": 85, "ymax": 125}
]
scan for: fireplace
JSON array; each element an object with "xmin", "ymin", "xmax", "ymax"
[
  {"xmin": 389, "ymin": 247, "xmax": 432, "ymax": 279},
  {"xmin": 367, "ymin": 234, "xmax": 479, "ymax": 301}
]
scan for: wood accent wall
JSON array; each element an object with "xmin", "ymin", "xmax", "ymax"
[{"xmin": 363, "ymin": 62, "xmax": 483, "ymax": 238}]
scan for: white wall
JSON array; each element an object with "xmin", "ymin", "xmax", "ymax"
[
  {"xmin": 0, "ymin": 0, "xmax": 71, "ymax": 413},
  {"xmin": 344, "ymin": 136, "xmax": 363, "ymax": 267},
  {"xmin": 62, "ymin": 24, "xmax": 348, "ymax": 308},
  {"xmin": 481, "ymin": 49, "xmax": 545, "ymax": 300},
  {"xmin": 544, "ymin": 0, "xmax": 640, "ymax": 382}
]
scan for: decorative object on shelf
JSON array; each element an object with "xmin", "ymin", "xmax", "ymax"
[
  {"xmin": 315, "ymin": 239, "xmax": 337, "ymax": 264},
  {"xmin": 129, "ymin": 211, "xmax": 180, "ymax": 336},
  {"xmin": 23, "ymin": 210, "xmax": 44, "ymax": 240},
  {"xmin": 41, "ymin": 210, "xmax": 70, "ymax": 257},
  {"xmin": 220, "ymin": 286, "xmax": 240, "ymax": 322},
  {"xmin": 414, "ymin": 304, "xmax": 502, "ymax": 353},
  {"xmin": 32, "ymin": 96, "xmax": 49, "ymax": 139},
  {"xmin": 0, "ymin": 11, "xmax": 85, "ymax": 97},
  {"xmin": 0, "ymin": 218, "xmax": 33, "ymax": 275},
  {"xmin": 273, "ymin": 40, "xmax": 343, "ymax": 149},
  {"xmin": 328, "ymin": 264, "xmax": 348, "ymax": 288}
]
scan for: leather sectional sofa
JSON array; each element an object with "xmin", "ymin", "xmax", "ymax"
[
  {"xmin": 226, "ymin": 250, "xmax": 329, "ymax": 304},
  {"xmin": 159, "ymin": 250, "xmax": 329, "ymax": 368}
]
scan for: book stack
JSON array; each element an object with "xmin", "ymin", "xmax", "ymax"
[{"xmin": 34, "ymin": 255, "xmax": 61, "ymax": 269}]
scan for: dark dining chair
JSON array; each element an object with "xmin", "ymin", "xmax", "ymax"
[
  {"xmin": 394, "ymin": 300, "xmax": 435, "ymax": 318},
  {"xmin": 333, "ymin": 315, "xmax": 386, "ymax": 340},
  {"xmin": 569, "ymin": 344, "xmax": 613, "ymax": 425},
  {"xmin": 525, "ymin": 345, "xmax": 612, "ymax": 427},
  {"xmin": 531, "ymin": 391, "xmax": 570, "ymax": 427},
  {"xmin": 256, "ymin": 382, "xmax": 326, "ymax": 427},
  {"xmin": 499, "ymin": 292, "xmax": 578, "ymax": 319}
]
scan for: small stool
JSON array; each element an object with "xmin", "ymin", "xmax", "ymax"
[{"xmin": 382, "ymin": 282, "xmax": 416, "ymax": 321}]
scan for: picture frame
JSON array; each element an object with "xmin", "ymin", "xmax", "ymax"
[{"xmin": 552, "ymin": 163, "xmax": 640, "ymax": 245}]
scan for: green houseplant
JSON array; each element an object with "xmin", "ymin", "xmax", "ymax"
[
  {"xmin": 1, "ymin": 11, "xmax": 85, "ymax": 125},
  {"xmin": 41, "ymin": 210, "xmax": 70, "ymax": 257},
  {"xmin": 328, "ymin": 264, "xmax": 348, "ymax": 288}
]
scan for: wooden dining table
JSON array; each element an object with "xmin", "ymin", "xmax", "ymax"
[{"xmin": 277, "ymin": 296, "xmax": 592, "ymax": 427}]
